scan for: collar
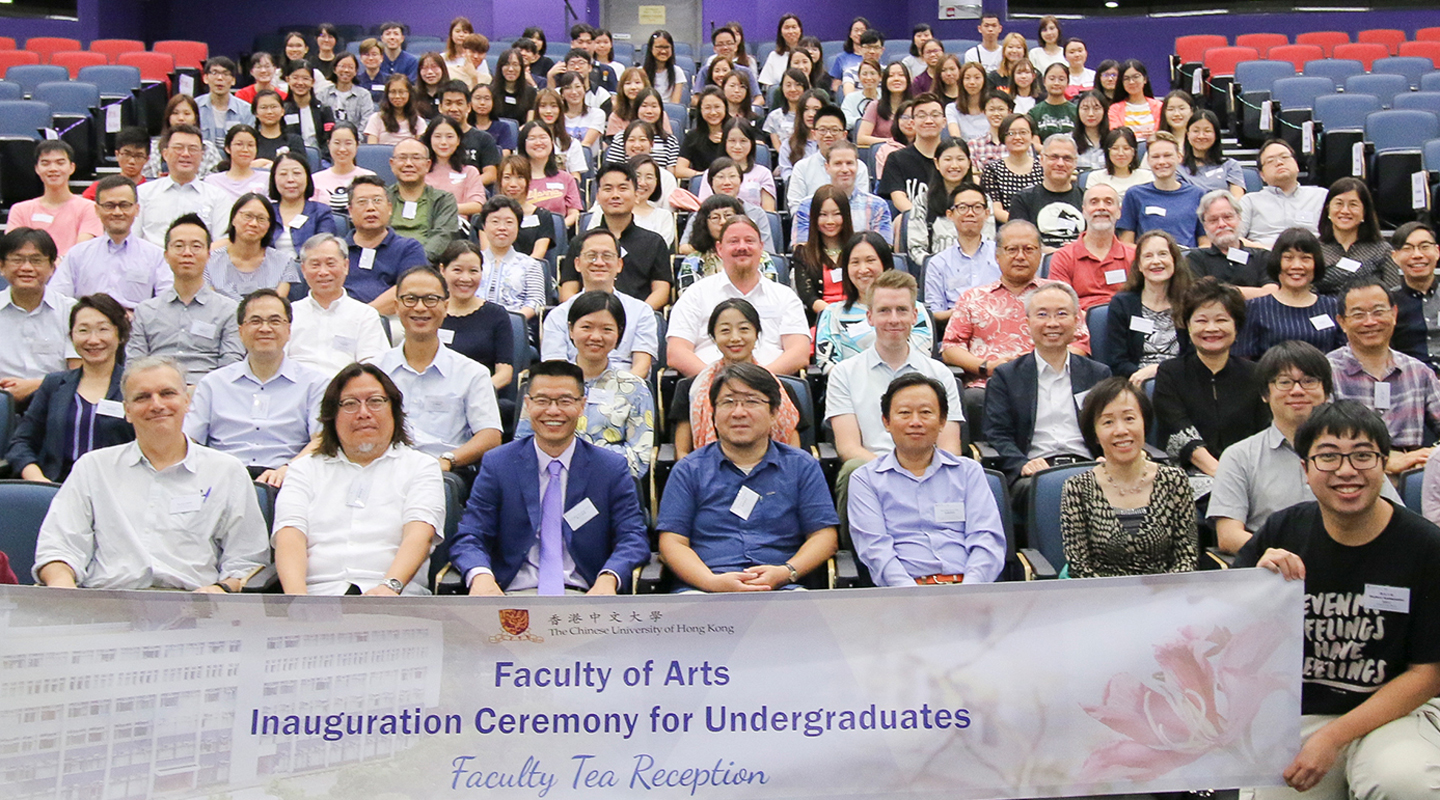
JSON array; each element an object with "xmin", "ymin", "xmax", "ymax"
[
  {"xmin": 389, "ymin": 341, "xmax": 458, "ymax": 378},
  {"xmin": 163, "ymin": 285, "xmax": 214, "ymax": 305},
  {"xmin": 534, "ymin": 437, "xmax": 578, "ymax": 472},
  {"xmin": 1264, "ymin": 183, "xmax": 1304, "ymax": 199},
  {"xmin": 332, "ymin": 443, "xmax": 405, "ymax": 468},
  {"xmin": 158, "ymin": 175, "xmax": 200, "ymax": 191},
  {"xmin": 1400, "ymin": 279, "xmax": 1438, "ymax": 299},
  {"xmin": 238, "ymin": 356, "xmax": 302, "ymax": 386},
  {"xmin": 718, "ymin": 439, "xmax": 782, "ymax": 473},
  {"xmin": 1335, "ymin": 345, "xmax": 1399, "ymax": 380},
  {"xmin": 862, "ymin": 343, "xmax": 924, "ymax": 373},
  {"xmin": 986, "ymin": 278, "xmax": 1041, "ymax": 295},
  {"xmin": 349, "ymin": 228, "xmax": 397, "ymax": 250},
  {"xmin": 1073, "ymin": 234, "xmax": 1126, "ymax": 263},
  {"xmin": 106, "ymin": 234, "xmax": 138, "ymax": 253},
  {"xmin": 0, "ymin": 286, "xmax": 66, "ymax": 312},
  {"xmin": 1262, "ymin": 424, "xmax": 1294, "ymax": 453},
  {"xmin": 122, "ymin": 438, "xmax": 199, "ymax": 474},
  {"xmin": 948, "ymin": 237, "xmax": 992, "ymax": 259},
  {"xmin": 872, "ymin": 447, "xmax": 964, "ymax": 480},
  {"xmin": 1037, "ymin": 353, "xmax": 1072, "ymax": 379}
]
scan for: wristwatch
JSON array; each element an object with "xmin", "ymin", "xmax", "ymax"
[
  {"xmin": 439, "ymin": 451, "xmax": 456, "ymax": 469},
  {"xmin": 783, "ymin": 562, "xmax": 799, "ymax": 584},
  {"xmin": 383, "ymin": 577, "xmax": 405, "ymax": 594},
  {"xmin": 978, "ymin": 361, "xmax": 992, "ymax": 378}
]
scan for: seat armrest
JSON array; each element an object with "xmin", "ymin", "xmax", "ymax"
[
  {"xmin": 239, "ymin": 564, "xmax": 277, "ymax": 593},
  {"xmin": 1143, "ymin": 444, "xmax": 1170, "ymax": 463},
  {"xmin": 636, "ymin": 552, "xmax": 664, "ymax": 593},
  {"xmin": 1204, "ymin": 547, "xmax": 1235, "ymax": 569},
  {"xmin": 434, "ymin": 562, "xmax": 466, "ymax": 595},
  {"xmin": 1017, "ymin": 548, "xmax": 1058, "ymax": 580},
  {"xmin": 834, "ymin": 549, "xmax": 861, "ymax": 588}
]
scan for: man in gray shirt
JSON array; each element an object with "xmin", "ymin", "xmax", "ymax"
[{"xmin": 127, "ymin": 214, "xmax": 243, "ymax": 385}]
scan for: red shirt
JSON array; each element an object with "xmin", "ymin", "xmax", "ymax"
[
  {"xmin": 83, "ymin": 175, "xmax": 147, "ymax": 200},
  {"xmin": 1047, "ymin": 237, "xmax": 1136, "ymax": 310},
  {"xmin": 941, "ymin": 278, "xmax": 1092, "ymax": 386}
]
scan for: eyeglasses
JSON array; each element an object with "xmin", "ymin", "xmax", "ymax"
[
  {"xmin": 242, "ymin": 315, "xmax": 289, "ymax": 328},
  {"xmin": 350, "ymin": 197, "xmax": 387, "ymax": 208},
  {"xmin": 813, "ymin": 125, "xmax": 846, "ymax": 135},
  {"xmin": 1001, "ymin": 244, "xmax": 1041, "ymax": 257},
  {"xmin": 398, "ymin": 293, "xmax": 445, "ymax": 308},
  {"xmin": 4, "ymin": 255, "xmax": 52, "ymax": 267},
  {"xmin": 578, "ymin": 251, "xmax": 618, "ymax": 265},
  {"xmin": 98, "ymin": 201, "xmax": 136, "ymax": 212},
  {"xmin": 236, "ymin": 211, "xmax": 270, "ymax": 224},
  {"xmin": 116, "ymin": 149, "xmax": 148, "ymax": 162},
  {"xmin": 911, "ymin": 112, "xmax": 945, "ymax": 121},
  {"xmin": 338, "ymin": 396, "xmax": 391, "ymax": 414},
  {"xmin": 1397, "ymin": 241, "xmax": 1439, "ymax": 254},
  {"xmin": 392, "ymin": 154, "xmax": 429, "ymax": 163},
  {"xmin": 1307, "ymin": 450, "xmax": 1381, "ymax": 472},
  {"xmin": 716, "ymin": 396, "xmax": 768, "ymax": 411},
  {"xmin": 1271, "ymin": 376, "xmax": 1323, "ymax": 392},
  {"xmin": 167, "ymin": 144, "xmax": 203, "ymax": 155},
  {"xmin": 1122, "ymin": 73, "xmax": 1146, "ymax": 83},
  {"xmin": 528, "ymin": 394, "xmax": 583, "ymax": 409},
  {"xmin": 1259, "ymin": 152, "xmax": 1295, "ymax": 168},
  {"xmin": 950, "ymin": 202, "xmax": 987, "ymax": 214},
  {"xmin": 1343, "ymin": 306, "xmax": 1393, "ymax": 322}
]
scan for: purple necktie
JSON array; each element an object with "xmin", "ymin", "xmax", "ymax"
[{"xmin": 538, "ymin": 459, "xmax": 564, "ymax": 596}]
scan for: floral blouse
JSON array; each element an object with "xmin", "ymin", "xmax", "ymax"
[
  {"xmin": 674, "ymin": 251, "xmax": 779, "ymax": 296},
  {"xmin": 814, "ymin": 300, "xmax": 935, "ymax": 372},
  {"xmin": 517, "ymin": 368, "xmax": 654, "ymax": 478},
  {"xmin": 687, "ymin": 360, "xmax": 800, "ymax": 450}
]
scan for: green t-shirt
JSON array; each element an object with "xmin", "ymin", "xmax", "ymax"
[{"xmin": 1029, "ymin": 100, "xmax": 1079, "ymax": 142}]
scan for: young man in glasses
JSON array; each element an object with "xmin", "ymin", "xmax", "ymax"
[{"xmin": 1236, "ymin": 399, "xmax": 1440, "ymax": 800}]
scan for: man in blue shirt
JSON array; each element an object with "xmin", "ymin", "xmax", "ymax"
[
  {"xmin": 377, "ymin": 22, "xmax": 419, "ymax": 84},
  {"xmin": 1117, "ymin": 132, "xmax": 1207, "ymax": 248},
  {"xmin": 848, "ymin": 373, "xmax": 1006, "ymax": 586},
  {"xmin": 344, "ymin": 175, "xmax": 428, "ymax": 314},
  {"xmin": 657, "ymin": 363, "xmax": 838, "ymax": 591}
]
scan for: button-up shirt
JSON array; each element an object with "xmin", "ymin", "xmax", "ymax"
[
  {"xmin": 785, "ymin": 151, "xmax": 872, "ymax": 210},
  {"xmin": 0, "ymin": 287, "xmax": 77, "ymax": 379},
  {"xmin": 51, "ymin": 233, "xmax": 171, "ymax": 309},
  {"xmin": 135, "ymin": 176, "xmax": 232, "ymax": 246},
  {"xmin": 825, "ymin": 345, "xmax": 963, "ymax": 454},
  {"xmin": 1238, "ymin": 184, "xmax": 1327, "ymax": 248},
  {"xmin": 924, "ymin": 238, "xmax": 999, "ymax": 315},
  {"xmin": 1028, "ymin": 355, "xmax": 1090, "ymax": 460},
  {"xmin": 1391, "ymin": 280, "xmax": 1440, "ymax": 371},
  {"xmin": 489, "ymin": 439, "xmax": 590, "ymax": 592},
  {"xmin": 667, "ymin": 271, "xmax": 809, "ymax": 366},
  {"xmin": 1326, "ymin": 345, "xmax": 1440, "ymax": 449},
  {"xmin": 792, "ymin": 187, "xmax": 893, "ymax": 244},
  {"xmin": 126, "ymin": 286, "xmax": 244, "ymax": 384},
  {"xmin": 1047, "ymin": 236, "xmax": 1136, "ymax": 310},
  {"xmin": 286, "ymin": 294, "xmax": 391, "ymax": 376},
  {"xmin": 195, "ymin": 94, "xmax": 255, "ymax": 148},
  {"xmin": 273, "ymin": 444, "xmax": 444, "ymax": 596},
  {"xmin": 541, "ymin": 290, "xmax": 659, "ymax": 371},
  {"xmin": 379, "ymin": 49, "xmax": 420, "ymax": 83},
  {"xmin": 848, "ymin": 449, "xmax": 1007, "ymax": 586},
  {"xmin": 375, "ymin": 343, "xmax": 502, "ymax": 456},
  {"xmin": 33, "ymin": 440, "xmax": 269, "ymax": 589},
  {"xmin": 941, "ymin": 278, "xmax": 1092, "ymax": 386},
  {"xmin": 656, "ymin": 441, "xmax": 839, "ymax": 586},
  {"xmin": 344, "ymin": 229, "xmax": 430, "ymax": 304},
  {"xmin": 386, "ymin": 184, "xmax": 460, "ymax": 261},
  {"xmin": 184, "ymin": 357, "xmax": 327, "ymax": 468}
]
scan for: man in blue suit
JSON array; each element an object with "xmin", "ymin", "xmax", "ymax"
[{"xmin": 450, "ymin": 360, "xmax": 649, "ymax": 596}]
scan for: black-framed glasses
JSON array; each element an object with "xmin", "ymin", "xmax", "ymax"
[
  {"xmin": 1307, "ymin": 451, "xmax": 1381, "ymax": 472},
  {"xmin": 338, "ymin": 396, "xmax": 391, "ymax": 414},
  {"xmin": 398, "ymin": 294, "xmax": 445, "ymax": 308}
]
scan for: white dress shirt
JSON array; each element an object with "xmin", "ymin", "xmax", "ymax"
[
  {"xmin": 135, "ymin": 176, "xmax": 232, "ymax": 246},
  {"xmin": 667, "ymin": 271, "xmax": 809, "ymax": 366},
  {"xmin": 785, "ymin": 151, "xmax": 872, "ymax": 211},
  {"xmin": 0, "ymin": 287, "xmax": 77, "ymax": 379},
  {"xmin": 272, "ymin": 444, "xmax": 445, "ymax": 596},
  {"xmin": 286, "ymin": 294, "xmax": 391, "ymax": 377},
  {"xmin": 184, "ymin": 357, "xmax": 328, "ymax": 468},
  {"xmin": 1027, "ymin": 356, "xmax": 1090, "ymax": 461},
  {"xmin": 33, "ymin": 440, "xmax": 269, "ymax": 589},
  {"xmin": 374, "ymin": 343, "xmax": 502, "ymax": 456},
  {"xmin": 540, "ymin": 290, "xmax": 659, "ymax": 371},
  {"xmin": 51, "ymin": 233, "xmax": 171, "ymax": 309},
  {"xmin": 824, "ymin": 345, "xmax": 964, "ymax": 454}
]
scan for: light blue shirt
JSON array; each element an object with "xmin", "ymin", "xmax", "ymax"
[
  {"xmin": 924, "ymin": 239, "xmax": 1000, "ymax": 315},
  {"xmin": 792, "ymin": 188, "xmax": 892, "ymax": 244},
  {"xmin": 540, "ymin": 291, "xmax": 659, "ymax": 371},
  {"xmin": 184, "ymin": 356, "xmax": 327, "ymax": 468},
  {"xmin": 52, "ymin": 233, "xmax": 171, "ymax": 310},
  {"xmin": 374, "ymin": 343, "xmax": 502, "ymax": 457},
  {"xmin": 847, "ymin": 448, "xmax": 1007, "ymax": 586},
  {"xmin": 195, "ymin": 94, "xmax": 255, "ymax": 148}
]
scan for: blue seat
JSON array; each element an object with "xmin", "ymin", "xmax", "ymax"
[
  {"xmin": 1315, "ymin": 93, "xmax": 1383, "ymax": 131},
  {"xmin": 1344, "ymin": 73, "xmax": 1410, "ymax": 107},
  {"xmin": 1303, "ymin": 58, "xmax": 1365, "ymax": 85},
  {"xmin": 1372, "ymin": 56, "xmax": 1433, "ymax": 90},
  {"xmin": 304, "ymin": 145, "xmax": 321, "ymax": 172},
  {"xmin": 1367, "ymin": 109, "xmax": 1440, "ymax": 224},
  {"xmin": 6, "ymin": 64, "xmax": 67, "ymax": 97},
  {"xmin": 0, "ymin": 479, "xmax": 62, "ymax": 585},
  {"xmin": 77, "ymin": 64, "xmax": 141, "ymax": 99},
  {"xmin": 1424, "ymin": 139, "xmax": 1440, "ymax": 172},
  {"xmin": 1422, "ymin": 72, "xmax": 1440, "ymax": 93},
  {"xmin": 355, "ymin": 143, "xmax": 394, "ymax": 182},
  {"xmin": 672, "ymin": 42, "xmax": 693, "ymax": 59},
  {"xmin": 1025, "ymin": 462, "xmax": 1097, "ymax": 574},
  {"xmin": 31, "ymin": 81, "xmax": 99, "ymax": 117},
  {"xmin": 427, "ymin": 471, "xmax": 469, "ymax": 590},
  {"xmin": 764, "ymin": 211, "xmax": 782, "ymax": 254},
  {"xmin": 253, "ymin": 482, "xmax": 277, "ymax": 530},
  {"xmin": 613, "ymin": 42, "xmax": 634, "ymax": 66},
  {"xmin": 1401, "ymin": 468, "xmax": 1425, "ymax": 513},
  {"xmin": 664, "ymin": 102, "xmax": 687, "ymax": 139},
  {"xmin": 1272, "ymin": 76, "xmax": 1336, "ymax": 112},
  {"xmin": 1235, "ymin": 59, "xmax": 1295, "ymax": 94},
  {"xmin": 404, "ymin": 36, "xmax": 446, "ymax": 54},
  {"xmin": 755, "ymin": 143, "xmax": 771, "ymax": 169},
  {"xmin": 0, "ymin": 391, "xmax": 13, "ymax": 472},
  {"xmin": 1242, "ymin": 166, "xmax": 1263, "ymax": 192},
  {"xmin": 0, "ymin": 100, "xmax": 53, "ymax": 138},
  {"xmin": 675, "ymin": 55, "xmax": 696, "ymax": 78},
  {"xmin": 1367, "ymin": 109, "xmax": 1440, "ymax": 154},
  {"xmin": 883, "ymin": 40, "xmax": 911, "ymax": 64},
  {"xmin": 985, "ymin": 469, "xmax": 1058, "ymax": 581},
  {"xmin": 1391, "ymin": 91, "xmax": 1440, "ymax": 116},
  {"xmin": 1086, "ymin": 305, "xmax": 1111, "ymax": 366},
  {"xmin": 0, "ymin": 81, "xmax": 20, "ymax": 100},
  {"xmin": 942, "ymin": 39, "xmax": 980, "ymax": 56}
]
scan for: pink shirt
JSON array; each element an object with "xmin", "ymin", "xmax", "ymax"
[
  {"xmin": 311, "ymin": 167, "xmax": 377, "ymax": 206},
  {"xmin": 425, "ymin": 165, "xmax": 487, "ymax": 207},
  {"xmin": 5, "ymin": 195, "xmax": 103, "ymax": 256},
  {"xmin": 362, "ymin": 115, "xmax": 427, "ymax": 145},
  {"xmin": 526, "ymin": 171, "xmax": 582, "ymax": 216},
  {"xmin": 941, "ymin": 278, "xmax": 1092, "ymax": 386}
]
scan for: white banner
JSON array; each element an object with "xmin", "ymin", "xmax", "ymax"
[{"xmin": 0, "ymin": 570, "xmax": 1302, "ymax": 799}]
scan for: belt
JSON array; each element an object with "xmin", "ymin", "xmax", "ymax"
[{"xmin": 915, "ymin": 574, "xmax": 965, "ymax": 585}]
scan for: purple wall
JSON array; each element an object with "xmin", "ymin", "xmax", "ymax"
[{"xmin": 3, "ymin": 0, "xmax": 100, "ymax": 43}]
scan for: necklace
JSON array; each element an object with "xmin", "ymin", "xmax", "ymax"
[{"xmin": 1101, "ymin": 461, "xmax": 1153, "ymax": 498}]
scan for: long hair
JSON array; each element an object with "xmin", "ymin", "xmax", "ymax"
[
  {"xmin": 1319, "ymin": 177, "xmax": 1384, "ymax": 245},
  {"xmin": 613, "ymin": 67, "xmax": 650, "ymax": 120},
  {"xmin": 1075, "ymin": 90, "xmax": 1111, "ymax": 158},
  {"xmin": 876, "ymin": 61, "xmax": 913, "ymax": 122},
  {"xmin": 518, "ymin": 121, "xmax": 560, "ymax": 177},
  {"xmin": 1181, "ymin": 108, "xmax": 1227, "ymax": 170},
  {"xmin": 317, "ymin": 363, "xmax": 413, "ymax": 457},
  {"xmin": 925, "ymin": 140, "xmax": 977, "ymax": 225},
  {"xmin": 534, "ymin": 87, "xmax": 574, "ymax": 152},
  {"xmin": 796, "ymin": 185, "xmax": 854, "ymax": 282},
  {"xmin": 379, "ymin": 74, "xmax": 422, "ymax": 134},
  {"xmin": 787, "ymin": 89, "xmax": 825, "ymax": 168},
  {"xmin": 445, "ymin": 17, "xmax": 474, "ymax": 62},
  {"xmin": 954, "ymin": 60, "xmax": 986, "ymax": 113},
  {"xmin": 642, "ymin": 30, "xmax": 680, "ymax": 90},
  {"xmin": 839, "ymin": 231, "xmax": 894, "ymax": 311},
  {"xmin": 489, "ymin": 48, "xmax": 536, "ymax": 118},
  {"xmin": 422, "ymin": 116, "xmax": 467, "ymax": 173},
  {"xmin": 1123, "ymin": 230, "xmax": 1194, "ymax": 316}
]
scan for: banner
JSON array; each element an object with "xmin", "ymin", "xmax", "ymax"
[{"xmin": 0, "ymin": 570, "xmax": 1302, "ymax": 799}]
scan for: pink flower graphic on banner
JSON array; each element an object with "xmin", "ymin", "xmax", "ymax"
[{"xmin": 1079, "ymin": 622, "xmax": 1285, "ymax": 781}]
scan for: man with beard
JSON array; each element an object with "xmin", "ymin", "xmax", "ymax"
[
  {"xmin": 1185, "ymin": 190, "xmax": 1275, "ymax": 298},
  {"xmin": 1046, "ymin": 184, "xmax": 1134, "ymax": 310}
]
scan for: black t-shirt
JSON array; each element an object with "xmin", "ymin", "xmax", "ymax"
[
  {"xmin": 441, "ymin": 302, "xmax": 514, "ymax": 374},
  {"xmin": 877, "ymin": 145, "xmax": 938, "ymax": 207},
  {"xmin": 1185, "ymin": 245, "xmax": 1272, "ymax": 288},
  {"xmin": 256, "ymin": 130, "xmax": 306, "ymax": 163},
  {"xmin": 679, "ymin": 129, "xmax": 724, "ymax": 172},
  {"xmin": 460, "ymin": 128, "xmax": 502, "ymax": 172},
  {"xmin": 1009, "ymin": 184, "xmax": 1084, "ymax": 249},
  {"xmin": 559, "ymin": 219, "xmax": 673, "ymax": 302},
  {"xmin": 514, "ymin": 206, "xmax": 557, "ymax": 261},
  {"xmin": 1235, "ymin": 501, "xmax": 1440, "ymax": 715}
]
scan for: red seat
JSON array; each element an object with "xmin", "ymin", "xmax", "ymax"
[
  {"xmin": 1332, "ymin": 42, "xmax": 1389, "ymax": 71},
  {"xmin": 0, "ymin": 37, "xmax": 16, "ymax": 51},
  {"xmin": 1358, "ymin": 29, "xmax": 1407, "ymax": 56},
  {"xmin": 1296, "ymin": 31, "xmax": 1351, "ymax": 58},
  {"xmin": 1267, "ymin": 44, "xmax": 1325, "ymax": 71},
  {"xmin": 1418, "ymin": 28, "xmax": 1440, "ymax": 43},
  {"xmin": 117, "ymin": 52, "xmax": 175, "ymax": 91},
  {"xmin": 1202, "ymin": 46, "xmax": 1260, "ymax": 78},
  {"xmin": 89, "ymin": 39, "xmax": 145, "ymax": 64},
  {"xmin": 153, "ymin": 40, "xmax": 209, "ymax": 71},
  {"xmin": 1236, "ymin": 33, "xmax": 1288, "ymax": 58},
  {"xmin": 25, "ymin": 37, "xmax": 81, "ymax": 64},
  {"xmin": 1399, "ymin": 40, "xmax": 1440, "ymax": 69},
  {"xmin": 0, "ymin": 50, "xmax": 41, "ymax": 78},
  {"xmin": 49, "ymin": 50, "xmax": 107, "ymax": 79},
  {"xmin": 1175, "ymin": 35, "xmax": 1228, "ymax": 65}
]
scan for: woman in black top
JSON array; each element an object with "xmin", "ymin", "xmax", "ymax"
[
  {"xmin": 492, "ymin": 48, "xmax": 537, "ymax": 125},
  {"xmin": 1316, "ymin": 177, "xmax": 1400, "ymax": 295},
  {"xmin": 1153, "ymin": 277, "xmax": 1268, "ymax": 477},
  {"xmin": 251, "ymin": 90, "xmax": 306, "ymax": 168},
  {"xmin": 677, "ymin": 87, "xmax": 729, "ymax": 179},
  {"xmin": 313, "ymin": 24, "xmax": 341, "ymax": 82},
  {"xmin": 494, "ymin": 154, "xmax": 556, "ymax": 262},
  {"xmin": 437, "ymin": 241, "xmax": 515, "ymax": 396}
]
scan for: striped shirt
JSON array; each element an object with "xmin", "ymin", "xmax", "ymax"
[{"xmin": 1234, "ymin": 294, "xmax": 1345, "ymax": 360}]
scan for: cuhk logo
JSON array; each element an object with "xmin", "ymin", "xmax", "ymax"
[{"xmin": 490, "ymin": 609, "xmax": 545, "ymax": 643}]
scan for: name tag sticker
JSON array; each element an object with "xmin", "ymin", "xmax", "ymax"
[
  {"xmin": 1363, "ymin": 584, "xmax": 1410, "ymax": 613},
  {"xmin": 1105, "ymin": 269, "xmax": 1127, "ymax": 285},
  {"xmin": 450, "ymin": 172, "xmax": 466, "ymax": 184},
  {"xmin": 1336, "ymin": 257, "xmax": 1362, "ymax": 273},
  {"xmin": 1374, "ymin": 381, "xmax": 1392, "ymax": 410},
  {"xmin": 284, "ymin": 113, "xmax": 300, "ymax": 125},
  {"xmin": 358, "ymin": 248, "xmax": 376, "ymax": 270},
  {"xmin": 438, "ymin": 328, "xmax": 455, "ymax": 344},
  {"xmin": 252, "ymin": 393, "xmax": 271, "ymax": 419},
  {"xmin": 587, "ymin": 388, "xmax": 615, "ymax": 407},
  {"xmin": 522, "ymin": 214, "xmax": 540, "ymax": 228},
  {"xmin": 170, "ymin": 494, "xmax": 203, "ymax": 515},
  {"xmin": 332, "ymin": 334, "xmax": 356, "ymax": 352},
  {"xmin": 97, "ymin": 399, "xmax": 125, "ymax": 418},
  {"xmin": 730, "ymin": 486, "xmax": 761, "ymax": 520},
  {"xmin": 827, "ymin": 268, "xmax": 843, "ymax": 284},
  {"xmin": 1310, "ymin": 314, "xmax": 1335, "ymax": 331},
  {"xmin": 934, "ymin": 502, "xmax": 966, "ymax": 523},
  {"xmin": 423, "ymin": 395, "xmax": 459, "ymax": 414},
  {"xmin": 401, "ymin": 201, "xmax": 418, "ymax": 220},
  {"xmin": 1226, "ymin": 247, "xmax": 1250, "ymax": 264},
  {"xmin": 31, "ymin": 212, "xmax": 54, "ymax": 224},
  {"xmin": 371, "ymin": 84, "xmax": 384, "ymax": 92},
  {"xmin": 289, "ymin": 213, "xmax": 308, "ymax": 229},
  {"xmin": 844, "ymin": 320, "xmax": 874, "ymax": 340},
  {"xmin": 1129, "ymin": 315, "xmax": 1155, "ymax": 334},
  {"xmin": 1144, "ymin": 205, "xmax": 1167, "ymax": 217},
  {"xmin": 189, "ymin": 319, "xmax": 217, "ymax": 339},
  {"xmin": 563, "ymin": 498, "xmax": 600, "ymax": 530}
]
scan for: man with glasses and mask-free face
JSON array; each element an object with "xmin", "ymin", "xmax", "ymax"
[
  {"xmin": 0, "ymin": 228, "xmax": 78, "ymax": 402},
  {"xmin": 53, "ymin": 175, "xmax": 171, "ymax": 310},
  {"xmin": 83, "ymin": 126, "xmax": 149, "ymax": 200},
  {"xmin": 345, "ymin": 175, "xmax": 428, "ymax": 316},
  {"xmin": 1235, "ymin": 400, "xmax": 1440, "ymax": 800},
  {"xmin": 1009, "ymin": 134, "xmax": 1085, "ymax": 252},
  {"xmin": 288, "ymin": 233, "xmax": 390, "ymax": 375},
  {"xmin": 558, "ymin": 163, "xmax": 672, "ymax": 311},
  {"xmin": 1239, "ymin": 138, "xmax": 1327, "ymax": 248},
  {"xmin": 387, "ymin": 139, "xmax": 461, "ymax": 263},
  {"xmin": 450, "ymin": 360, "xmax": 650, "ymax": 596},
  {"xmin": 879, "ymin": 93, "xmax": 946, "ymax": 215},
  {"xmin": 135, "ymin": 125, "xmax": 231, "ymax": 246},
  {"xmin": 1387, "ymin": 222, "xmax": 1440, "ymax": 372},
  {"xmin": 1326, "ymin": 278, "xmax": 1440, "ymax": 475},
  {"xmin": 544, "ymin": 228, "xmax": 657, "ymax": 376},
  {"xmin": 786, "ymin": 105, "xmax": 872, "ymax": 210},
  {"xmin": 924, "ymin": 183, "xmax": 1000, "ymax": 324},
  {"xmin": 1186, "ymin": 190, "xmax": 1276, "ymax": 299},
  {"xmin": 196, "ymin": 56, "xmax": 254, "ymax": 149}
]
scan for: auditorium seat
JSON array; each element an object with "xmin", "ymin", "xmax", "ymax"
[
  {"xmin": 118, "ymin": 51, "xmax": 176, "ymax": 91},
  {"xmin": 24, "ymin": 37, "xmax": 81, "ymax": 64},
  {"xmin": 1344, "ymin": 73, "xmax": 1409, "ymax": 107},
  {"xmin": 0, "ymin": 479, "xmax": 62, "ymax": 585},
  {"xmin": 89, "ymin": 39, "xmax": 145, "ymax": 64},
  {"xmin": 0, "ymin": 100, "xmax": 50, "ymax": 137},
  {"xmin": 1235, "ymin": 33, "xmax": 1287, "ymax": 58},
  {"xmin": 1303, "ymin": 58, "xmax": 1364, "ymax": 85},
  {"xmin": 32, "ymin": 81, "xmax": 101, "ymax": 119},
  {"xmin": 0, "ymin": 49, "xmax": 42, "ymax": 80},
  {"xmin": 1025, "ymin": 462, "xmax": 1097, "ymax": 575},
  {"xmin": 1419, "ymin": 28, "xmax": 1440, "ymax": 43},
  {"xmin": 1296, "ymin": 31, "xmax": 1351, "ymax": 58},
  {"xmin": 1332, "ymin": 42, "xmax": 1389, "ymax": 71},
  {"xmin": 5, "ymin": 64, "xmax": 66, "ymax": 98},
  {"xmin": 0, "ymin": 37, "xmax": 15, "ymax": 50},
  {"xmin": 1267, "ymin": 44, "xmax": 1324, "ymax": 72},
  {"xmin": 1357, "ymin": 28, "xmax": 1406, "ymax": 56},
  {"xmin": 0, "ymin": 81, "xmax": 19, "ymax": 101},
  {"xmin": 1371, "ymin": 56, "xmax": 1433, "ymax": 90},
  {"xmin": 1366, "ymin": 109, "xmax": 1440, "ymax": 225},
  {"xmin": 153, "ymin": 40, "xmax": 209, "ymax": 70},
  {"xmin": 1393, "ymin": 91, "xmax": 1440, "ymax": 116},
  {"xmin": 1399, "ymin": 40, "xmax": 1440, "ymax": 69},
  {"xmin": 50, "ymin": 50, "xmax": 107, "ymax": 79}
]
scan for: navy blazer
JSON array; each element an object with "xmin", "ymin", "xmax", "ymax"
[
  {"xmin": 5, "ymin": 368, "xmax": 133, "ymax": 481},
  {"xmin": 449, "ymin": 436, "xmax": 650, "ymax": 592},
  {"xmin": 270, "ymin": 200, "xmax": 338, "ymax": 259},
  {"xmin": 1103, "ymin": 291, "xmax": 1193, "ymax": 378},
  {"xmin": 982, "ymin": 351, "xmax": 1112, "ymax": 481}
]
